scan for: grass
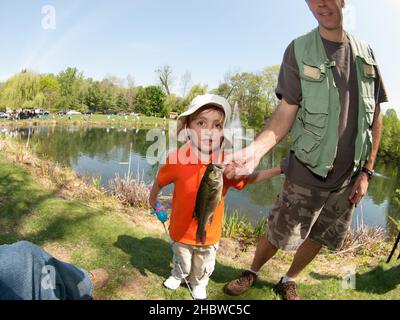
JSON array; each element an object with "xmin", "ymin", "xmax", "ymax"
[
  {"xmin": 109, "ymin": 174, "xmax": 150, "ymax": 209},
  {"xmin": 222, "ymin": 211, "xmax": 267, "ymax": 239},
  {"xmin": 0, "ymin": 136, "xmax": 400, "ymax": 300},
  {"xmin": 0, "ymin": 114, "xmax": 174, "ymax": 129}
]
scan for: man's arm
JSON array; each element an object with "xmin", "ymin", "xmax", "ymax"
[
  {"xmin": 225, "ymin": 98, "xmax": 299, "ymax": 178},
  {"xmin": 349, "ymin": 103, "xmax": 383, "ymax": 205},
  {"xmin": 253, "ymin": 98, "xmax": 299, "ymax": 156},
  {"xmin": 246, "ymin": 165, "xmax": 283, "ymax": 184},
  {"xmin": 364, "ymin": 103, "xmax": 383, "ymax": 171}
]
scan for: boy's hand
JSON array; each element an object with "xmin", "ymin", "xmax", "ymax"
[
  {"xmin": 149, "ymin": 180, "xmax": 162, "ymax": 209},
  {"xmin": 224, "ymin": 164, "xmax": 252, "ymax": 181},
  {"xmin": 149, "ymin": 197, "xmax": 158, "ymax": 209},
  {"xmin": 224, "ymin": 143, "xmax": 262, "ymax": 179}
]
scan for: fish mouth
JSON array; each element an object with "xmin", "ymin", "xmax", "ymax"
[{"xmin": 213, "ymin": 164, "xmax": 225, "ymax": 170}]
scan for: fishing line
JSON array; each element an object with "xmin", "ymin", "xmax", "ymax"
[{"xmin": 160, "ymin": 222, "xmax": 195, "ymax": 300}]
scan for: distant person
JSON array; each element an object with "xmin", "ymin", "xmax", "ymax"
[
  {"xmin": 0, "ymin": 241, "xmax": 109, "ymax": 300},
  {"xmin": 224, "ymin": 0, "xmax": 388, "ymax": 300},
  {"xmin": 149, "ymin": 94, "xmax": 285, "ymax": 300}
]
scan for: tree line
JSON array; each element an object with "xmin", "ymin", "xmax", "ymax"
[
  {"xmin": 0, "ymin": 65, "xmax": 280, "ymax": 129},
  {"xmin": 380, "ymin": 108, "xmax": 400, "ymax": 162},
  {"xmin": 0, "ymin": 65, "xmax": 399, "ymax": 161}
]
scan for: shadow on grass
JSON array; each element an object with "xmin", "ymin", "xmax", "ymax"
[
  {"xmin": 309, "ymin": 272, "xmax": 341, "ymax": 281},
  {"xmin": 0, "ymin": 169, "xmax": 59, "ymax": 243},
  {"xmin": 0, "ymin": 163, "xmax": 102, "ymax": 246},
  {"xmin": 355, "ymin": 263, "xmax": 400, "ymax": 295},
  {"xmin": 114, "ymin": 235, "xmax": 275, "ymax": 291}
]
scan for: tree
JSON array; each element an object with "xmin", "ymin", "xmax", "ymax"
[
  {"xmin": 156, "ymin": 65, "xmax": 174, "ymax": 95},
  {"xmin": 165, "ymin": 94, "xmax": 185, "ymax": 114},
  {"xmin": 216, "ymin": 66, "xmax": 280, "ymax": 129},
  {"xmin": 39, "ymin": 74, "xmax": 61, "ymax": 111},
  {"xmin": 386, "ymin": 108, "xmax": 398, "ymax": 119},
  {"xmin": 116, "ymin": 92, "xmax": 129, "ymax": 113},
  {"xmin": 180, "ymin": 71, "xmax": 192, "ymax": 97},
  {"xmin": 212, "ymin": 83, "xmax": 233, "ymax": 99},
  {"xmin": 135, "ymin": 86, "xmax": 167, "ymax": 117},
  {"xmin": 126, "ymin": 74, "xmax": 135, "ymax": 89},
  {"xmin": 0, "ymin": 71, "xmax": 42, "ymax": 110},
  {"xmin": 85, "ymin": 81, "xmax": 104, "ymax": 113},
  {"xmin": 381, "ymin": 109, "xmax": 400, "ymax": 161},
  {"xmin": 57, "ymin": 67, "xmax": 85, "ymax": 111},
  {"xmin": 261, "ymin": 65, "xmax": 280, "ymax": 111},
  {"xmin": 185, "ymin": 84, "xmax": 208, "ymax": 104}
]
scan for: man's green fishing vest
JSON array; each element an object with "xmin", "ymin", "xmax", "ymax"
[{"xmin": 290, "ymin": 28, "xmax": 376, "ymax": 178}]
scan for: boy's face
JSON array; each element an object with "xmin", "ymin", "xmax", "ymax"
[{"xmin": 188, "ymin": 107, "xmax": 225, "ymax": 155}]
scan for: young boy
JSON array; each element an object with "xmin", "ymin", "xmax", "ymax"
[{"xmin": 149, "ymin": 94, "xmax": 283, "ymax": 300}]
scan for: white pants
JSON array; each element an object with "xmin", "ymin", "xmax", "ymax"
[{"xmin": 171, "ymin": 242, "xmax": 219, "ymax": 286}]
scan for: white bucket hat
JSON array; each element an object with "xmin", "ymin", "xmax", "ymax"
[{"xmin": 177, "ymin": 94, "xmax": 231, "ymax": 142}]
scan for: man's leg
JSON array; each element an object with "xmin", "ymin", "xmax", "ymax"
[
  {"xmin": 250, "ymin": 236, "xmax": 279, "ymax": 273},
  {"xmin": 286, "ymin": 238, "xmax": 322, "ymax": 279},
  {"xmin": 224, "ymin": 179, "xmax": 328, "ymax": 297},
  {"xmin": 0, "ymin": 241, "xmax": 93, "ymax": 300},
  {"xmin": 275, "ymin": 180, "xmax": 356, "ymax": 300}
]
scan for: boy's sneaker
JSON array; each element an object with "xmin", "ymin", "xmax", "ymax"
[
  {"xmin": 223, "ymin": 270, "xmax": 258, "ymax": 296},
  {"xmin": 191, "ymin": 284, "xmax": 207, "ymax": 300},
  {"xmin": 163, "ymin": 276, "xmax": 184, "ymax": 290}
]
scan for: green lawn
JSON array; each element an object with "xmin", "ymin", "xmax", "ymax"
[
  {"xmin": 0, "ymin": 114, "xmax": 174, "ymax": 128},
  {"xmin": 0, "ymin": 153, "xmax": 399, "ymax": 300}
]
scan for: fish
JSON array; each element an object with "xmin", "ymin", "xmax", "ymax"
[{"xmin": 193, "ymin": 163, "xmax": 225, "ymax": 244}]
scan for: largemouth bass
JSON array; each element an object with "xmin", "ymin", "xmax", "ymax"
[{"xmin": 193, "ymin": 164, "xmax": 225, "ymax": 244}]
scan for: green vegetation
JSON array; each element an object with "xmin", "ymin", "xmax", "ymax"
[
  {"xmin": 222, "ymin": 211, "xmax": 267, "ymax": 239},
  {"xmin": 2, "ymin": 66, "xmax": 399, "ymax": 162},
  {"xmin": 213, "ymin": 66, "xmax": 280, "ymax": 129},
  {"xmin": 0, "ymin": 114, "xmax": 170, "ymax": 129},
  {"xmin": 380, "ymin": 109, "xmax": 400, "ymax": 162},
  {"xmin": 0, "ymin": 65, "xmax": 279, "ymax": 129}
]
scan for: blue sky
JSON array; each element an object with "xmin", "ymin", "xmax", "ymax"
[{"xmin": 0, "ymin": 0, "xmax": 398, "ymax": 113}]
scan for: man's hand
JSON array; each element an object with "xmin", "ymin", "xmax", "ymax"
[
  {"xmin": 348, "ymin": 103, "xmax": 382, "ymax": 206},
  {"xmin": 224, "ymin": 143, "xmax": 262, "ymax": 179},
  {"xmin": 225, "ymin": 98, "xmax": 299, "ymax": 180},
  {"xmin": 349, "ymin": 173, "xmax": 369, "ymax": 205}
]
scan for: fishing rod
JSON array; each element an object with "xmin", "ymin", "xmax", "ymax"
[
  {"xmin": 151, "ymin": 202, "xmax": 196, "ymax": 300},
  {"xmin": 387, "ymin": 231, "xmax": 400, "ymax": 263}
]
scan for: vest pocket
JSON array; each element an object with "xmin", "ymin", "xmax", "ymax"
[
  {"xmin": 295, "ymin": 134, "xmax": 320, "ymax": 167},
  {"xmin": 291, "ymin": 98, "xmax": 329, "ymax": 167},
  {"xmin": 300, "ymin": 100, "xmax": 329, "ymax": 139},
  {"xmin": 301, "ymin": 62, "xmax": 326, "ymax": 82},
  {"xmin": 359, "ymin": 56, "xmax": 376, "ymax": 79},
  {"xmin": 358, "ymin": 56, "xmax": 376, "ymax": 98}
]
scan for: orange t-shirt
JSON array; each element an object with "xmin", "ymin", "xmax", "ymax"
[{"xmin": 157, "ymin": 143, "xmax": 247, "ymax": 246}]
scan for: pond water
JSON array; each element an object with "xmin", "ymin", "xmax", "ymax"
[{"xmin": 3, "ymin": 125, "xmax": 400, "ymax": 237}]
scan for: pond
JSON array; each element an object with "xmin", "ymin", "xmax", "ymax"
[{"xmin": 3, "ymin": 125, "xmax": 400, "ymax": 237}]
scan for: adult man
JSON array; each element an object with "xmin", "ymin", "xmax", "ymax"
[
  {"xmin": 224, "ymin": 0, "xmax": 387, "ymax": 300},
  {"xmin": 0, "ymin": 241, "xmax": 109, "ymax": 300}
]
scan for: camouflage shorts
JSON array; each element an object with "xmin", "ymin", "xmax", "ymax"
[{"xmin": 265, "ymin": 178, "xmax": 356, "ymax": 251}]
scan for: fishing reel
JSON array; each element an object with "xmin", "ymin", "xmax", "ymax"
[{"xmin": 151, "ymin": 202, "xmax": 169, "ymax": 224}]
